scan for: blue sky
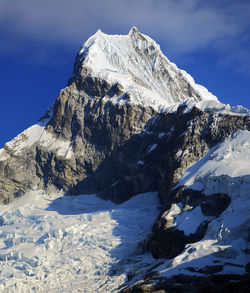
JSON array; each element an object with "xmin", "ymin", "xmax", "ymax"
[{"xmin": 0, "ymin": 0, "xmax": 250, "ymax": 147}]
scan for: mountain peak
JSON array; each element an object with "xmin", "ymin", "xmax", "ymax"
[
  {"xmin": 74, "ymin": 28, "xmax": 218, "ymax": 112},
  {"xmin": 0, "ymin": 27, "xmax": 249, "ymax": 291},
  {"xmin": 128, "ymin": 26, "xmax": 140, "ymax": 36},
  {"xmin": 95, "ymin": 28, "xmax": 104, "ymax": 35}
]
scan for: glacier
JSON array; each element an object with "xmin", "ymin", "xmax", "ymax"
[{"xmin": 0, "ymin": 191, "xmax": 160, "ymax": 292}]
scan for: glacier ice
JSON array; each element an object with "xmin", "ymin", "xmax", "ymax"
[{"xmin": 0, "ymin": 191, "xmax": 160, "ymax": 292}]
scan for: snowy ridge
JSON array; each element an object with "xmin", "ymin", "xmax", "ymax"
[
  {"xmin": 74, "ymin": 27, "xmax": 250, "ymax": 116},
  {"xmin": 181, "ymin": 98, "xmax": 250, "ymax": 116},
  {"xmin": 0, "ymin": 107, "xmax": 73, "ymax": 162},
  {"xmin": 76, "ymin": 27, "xmax": 218, "ymax": 112}
]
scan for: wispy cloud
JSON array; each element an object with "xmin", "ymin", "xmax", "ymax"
[{"xmin": 0, "ymin": 0, "xmax": 249, "ymax": 73}]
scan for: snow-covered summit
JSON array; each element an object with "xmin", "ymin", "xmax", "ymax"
[{"xmin": 74, "ymin": 27, "xmax": 218, "ymax": 112}]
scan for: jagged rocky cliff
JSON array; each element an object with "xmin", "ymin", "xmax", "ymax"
[
  {"xmin": 0, "ymin": 27, "xmax": 249, "ymax": 292},
  {"xmin": 0, "ymin": 27, "xmax": 247, "ymax": 204}
]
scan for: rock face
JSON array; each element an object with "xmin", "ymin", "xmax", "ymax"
[
  {"xmin": 0, "ymin": 27, "xmax": 221, "ymax": 204},
  {"xmin": 0, "ymin": 27, "xmax": 249, "ymax": 291}
]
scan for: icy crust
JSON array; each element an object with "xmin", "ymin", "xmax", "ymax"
[
  {"xmin": 0, "ymin": 191, "xmax": 160, "ymax": 292},
  {"xmin": 0, "ymin": 107, "xmax": 73, "ymax": 162},
  {"xmin": 195, "ymin": 100, "xmax": 250, "ymax": 115},
  {"xmin": 76, "ymin": 27, "xmax": 218, "ymax": 112}
]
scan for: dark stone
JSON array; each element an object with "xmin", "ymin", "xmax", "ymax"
[
  {"xmin": 201, "ymin": 193, "xmax": 231, "ymax": 216},
  {"xmin": 149, "ymin": 214, "xmax": 208, "ymax": 259},
  {"xmin": 187, "ymin": 265, "xmax": 224, "ymax": 274},
  {"xmin": 245, "ymin": 263, "xmax": 250, "ymax": 273},
  {"xmin": 121, "ymin": 273, "xmax": 250, "ymax": 293}
]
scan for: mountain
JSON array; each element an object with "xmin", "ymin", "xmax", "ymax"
[{"xmin": 0, "ymin": 27, "xmax": 249, "ymax": 292}]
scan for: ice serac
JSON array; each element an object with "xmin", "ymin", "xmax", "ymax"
[{"xmin": 0, "ymin": 27, "xmax": 250, "ymax": 291}]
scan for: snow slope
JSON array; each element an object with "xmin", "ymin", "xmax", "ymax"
[
  {"xmin": 178, "ymin": 130, "xmax": 250, "ymax": 192},
  {"xmin": 0, "ymin": 108, "xmax": 74, "ymax": 162},
  {"xmin": 0, "ymin": 191, "xmax": 160, "ymax": 292}
]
